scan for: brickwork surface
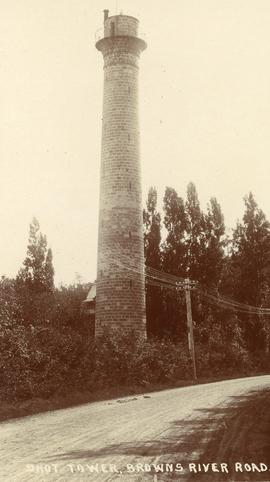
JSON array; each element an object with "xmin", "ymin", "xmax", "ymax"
[
  {"xmin": 95, "ymin": 16, "xmax": 147, "ymax": 337},
  {"xmin": 104, "ymin": 15, "xmax": 138, "ymax": 38}
]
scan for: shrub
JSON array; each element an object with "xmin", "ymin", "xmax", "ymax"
[{"xmin": 91, "ymin": 330, "xmax": 192, "ymax": 389}]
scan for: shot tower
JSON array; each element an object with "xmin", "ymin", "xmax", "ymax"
[{"xmin": 95, "ymin": 10, "xmax": 147, "ymax": 336}]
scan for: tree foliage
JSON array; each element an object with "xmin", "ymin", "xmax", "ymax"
[
  {"xmin": 163, "ymin": 187, "xmax": 186, "ymax": 276},
  {"xmin": 202, "ymin": 197, "xmax": 226, "ymax": 287},
  {"xmin": 0, "ymin": 188, "xmax": 269, "ymax": 407},
  {"xmin": 231, "ymin": 193, "xmax": 270, "ymax": 352},
  {"xmin": 143, "ymin": 184, "xmax": 270, "ymax": 362},
  {"xmin": 232, "ymin": 193, "xmax": 270, "ymax": 305},
  {"xmin": 185, "ymin": 182, "xmax": 206, "ymax": 281},
  {"xmin": 16, "ymin": 218, "xmax": 55, "ymax": 324},
  {"xmin": 143, "ymin": 187, "xmax": 162, "ymax": 269},
  {"xmin": 17, "ymin": 218, "xmax": 54, "ymax": 295},
  {"xmin": 143, "ymin": 187, "xmax": 164, "ymax": 337}
]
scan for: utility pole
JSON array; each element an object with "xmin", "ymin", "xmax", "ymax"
[
  {"xmin": 184, "ymin": 278, "xmax": 197, "ymax": 380},
  {"xmin": 177, "ymin": 278, "xmax": 197, "ymax": 380}
]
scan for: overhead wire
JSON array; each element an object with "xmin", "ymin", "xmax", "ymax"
[
  {"xmin": 97, "ymin": 246, "xmax": 270, "ymax": 316},
  {"xmin": 146, "ymin": 266, "xmax": 186, "ymax": 283},
  {"xmin": 198, "ymin": 283, "xmax": 270, "ymax": 312},
  {"xmin": 146, "ymin": 278, "xmax": 178, "ymax": 293},
  {"xmin": 197, "ymin": 288, "xmax": 270, "ymax": 316}
]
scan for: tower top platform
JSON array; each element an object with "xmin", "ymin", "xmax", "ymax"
[
  {"xmin": 105, "ymin": 12, "xmax": 138, "ymax": 37},
  {"xmin": 95, "ymin": 10, "xmax": 146, "ymax": 51}
]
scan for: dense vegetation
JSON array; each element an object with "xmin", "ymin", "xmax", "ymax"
[
  {"xmin": 144, "ymin": 183, "xmax": 270, "ymax": 367},
  {"xmin": 0, "ymin": 185, "xmax": 269, "ymax": 408}
]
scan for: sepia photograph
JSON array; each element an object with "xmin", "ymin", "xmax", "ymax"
[{"xmin": 0, "ymin": 1, "xmax": 270, "ymax": 480}]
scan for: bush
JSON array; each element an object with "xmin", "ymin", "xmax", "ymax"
[
  {"xmin": 0, "ymin": 272, "xmax": 269, "ymax": 405},
  {"xmin": 0, "ymin": 323, "xmax": 193, "ymax": 401},
  {"xmin": 0, "ymin": 322, "xmax": 89, "ymax": 400},
  {"xmin": 91, "ymin": 330, "xmax": 192, "ymax": 389}
]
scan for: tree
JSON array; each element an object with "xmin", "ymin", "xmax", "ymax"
[
  {"xmin": 232, "ymin": 193, "xmax": 270, "ymax": 305},
  {"xmin": 185, "ymin": 182, "xmax": 206, "ymax": 282},
  {"xmin": 17, "ymin": 218, "xmax": 53, "ymax": 294},
  {"xmin": 160, "ymin": 187, "xmax": 187, "ymax": 338},
  {"xmin": 231, "ymin": 193, "xmax": 270, "ymax": 351},
  {"xmin": 163, "ymin": 187, "xmax": 186, "ymax": 276},
  {"xmin": 44, "ymin": 248, "xmax": 54, "ymax": 293},
  {"xmin": 143, "ymin": 187, "xmax": 164, "ymax": 337},
  {"xmin": 54, "ymin": 282, "xmax": 91, "ymax": 333},
  {"xmin": 16, "ymin": 218, "xmax": 55, "ymax": 323},
  {"xmin": 143, "ymin": 187, "xmax": 162, "ymax": 270},
  {"xmin": 202, "ymin": 197, "xmax": 226, "ymax": 287},
  {"xmin": 0, "ymin": 276, "xmax": 23, "ymax": 328}
]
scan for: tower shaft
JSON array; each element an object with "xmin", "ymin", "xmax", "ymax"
[{"xmin": 95, "ymin": 13, "xmax": 147, "ymax": 336}]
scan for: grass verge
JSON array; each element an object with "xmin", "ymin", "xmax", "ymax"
[{"xmin": 0, "ymin": 372, "xmax": 267, "ymax": 424}]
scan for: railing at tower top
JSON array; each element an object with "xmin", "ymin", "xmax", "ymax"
[{"xmin": 95, "ymin": 27, "xmax": 146, "ymax": 43}]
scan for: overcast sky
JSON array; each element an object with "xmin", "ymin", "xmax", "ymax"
[{"xmin": 1, "ymin": 0, "xmax": 270, "ymax": 285}]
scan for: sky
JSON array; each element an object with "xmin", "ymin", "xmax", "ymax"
[{"xmin": 1, "ymin": 0, "xmax": 270, "ymax": 285}]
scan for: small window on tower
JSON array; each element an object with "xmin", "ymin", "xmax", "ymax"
[
  {"xmin": 129, "ymin": 181, "xmax": 132, "ymax": 190},
  {"xmin": 129, "ymin": 231, "xmax": 132, "ymax": 239}
]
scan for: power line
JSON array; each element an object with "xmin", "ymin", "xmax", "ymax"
[
  {"xmin": 96, "ymin": 247, "xmax": 270, "ymax": 316},
  {"xmin": 146, "ymin": 278, "xmax": 177, "ymax": 293},
  {"xmin": 146, "ymin": 266, "xmax": 185, "ymax": 283},
  {"xmin": 198, "ymin": 283, "xmax": 270, "ymax": 312},
  {"xmin": 198, "ymin": 289, "xmax": 270, "ymax": 316}
]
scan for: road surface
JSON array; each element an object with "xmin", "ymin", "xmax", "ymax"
[{"xmin": 0, "ymin": 376, "xmax": 270, "ymax": 482}]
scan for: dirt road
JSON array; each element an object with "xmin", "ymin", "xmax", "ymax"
[{"xmin": 1, "ymin": 376, "xmax": 270, "ymax": 482}]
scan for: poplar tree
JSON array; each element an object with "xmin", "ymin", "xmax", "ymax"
[
  {"xmin": 232, "ymin": 193, "xmax": 270, "ymax": 351},
  {"xmin": 161, "ymin": 187, "xmax": 187, "ymax": 338},
  {"xmin": 45, "ymin": 248, "xmax": 54, "ymax": 293},
  {"xmin": 16, "ymin": 218, "xmax": 55, "ymax": 323},
  {"xmin": 163, "ymin": 187, "xmax": 186, "ymax": 276},
  {"xmin": 17, "ymin": 218, "xmax": 54, "ymax": 294},
  {"xmin": 143, "ymin": 187, "xmax": 163, "ymax": 337},
  {"xmin": 143, "ymin": 187, "xmax": 162, "ymax": 270},
  {"xmin": 232, "ymin": 193, "xmax": 270, "ymax": 305},
  {"xmin": 185, "ymin": 182, "xmax": 206, "ymax": 281},
  {"xmin": 203, "ymin": 197, "xmax": 226, "ymax": 287}
]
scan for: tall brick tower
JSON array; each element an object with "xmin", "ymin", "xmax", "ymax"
[{"xmin": 95, "ymin": 11, "xmax": 147, "ymax": 337}]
